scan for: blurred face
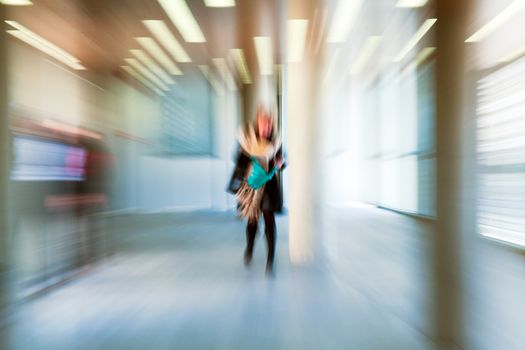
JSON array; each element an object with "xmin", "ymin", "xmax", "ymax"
[{"xmin": 257, "ymin": 114, "xmax": 273, "ymax": 139}]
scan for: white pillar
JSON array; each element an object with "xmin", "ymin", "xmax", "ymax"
[{"xmin": 286, "ymin": 0, "xmax": 323, "ymax": 265}]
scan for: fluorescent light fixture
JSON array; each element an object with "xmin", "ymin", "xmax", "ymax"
[
  {"xmin": 199, "ymin": 64, "xmax": 224, "ymax": 96},
  {"xmin": 130, "ymin": 49, "xmax": 175, "ymax": 85},
  {"xmin": 415, "ymin": 46, "xmax": 435, "ymax": 64},
  {"xmin": 327, "ymin": 0, "xmax": 363, "ymax": 43},
  {"xmin": 213, "ymin": 58, "xmax": 237, "ymax": 91},
  {"xmin": 142, "ymin": 20, "xmax": 191, "ymax": 63},
  {"xmin": 125, "ymin": 58, "xmax": 169, "ymax": 91},
  {"xmin": 1, "ymin": 0, "xmax": 32, "ymax": 5},
  {"xmin": 350, "ymin": 36, "xmax": 382, "ymax": 75},
  {"xmin": 230, "ymin": 49, "xmax": 252, "ymax": 84},
  {"xmin": 499, "ymin": 44, "xmax": 525, "ymax": 62},
  {"xmin": 466, "ymin": 0, "xmax": 525, "ymax": 43},
  {"xmin": 121, "ymin": 65, "xmax": 165, "ymax": 96},
  {"xmin": 288, "ymin": 19, "xmax": 309, "ymax": 63},
  {"xmin": 203, "ymin": 0, "xmax": 235, "ymax": 7},
  {"xmin": 396, "ymin": 0, "xmax": 429, "ymax": 8},
  {"xmin": 6, "ymin": 21, "xmax": 85, "ymax": 70},
  {"xmin": 394, "ymin": 18, "xmax": 437, "ymax": 62},
  {"xmin": 157, "ymin": 0, "xmax": 206, "ymax": 43},
  {"xmin": 135, "ymin": 37, "xmax": 182, "ymax": 75},
  {"xmin": 400, "ymin": 47, "xmax": 436, "ymax": 76},
  {"xmin": 254, "ymin": 36, "xmax": 273, "ymax": 75},
  {"xmin": 199, "ymin": 65, "xmax": 210, "ymax": 78}
]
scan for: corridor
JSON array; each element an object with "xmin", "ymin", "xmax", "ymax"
[
  {"xmin": 0, "ymin": 0, "xmax": 524, "ymax": 349},
  {"xmin": 2, "ymin": 208, "xmax": 523, "ymax": 349}
]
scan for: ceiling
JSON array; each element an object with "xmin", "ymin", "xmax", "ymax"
[
  {"xmin": 4, "ymin": 0, "xmax": 283, "ymax": 79},
  {"xmin": 3, "ymin": 0, "xmax": 453, "ymax": 91}
]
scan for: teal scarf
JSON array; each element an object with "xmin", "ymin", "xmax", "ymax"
[{"xmin": 247, "ymin": 157, "xmax": 278, "ymax": 189}]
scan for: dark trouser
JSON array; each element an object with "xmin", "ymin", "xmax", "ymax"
[{"xmin": 245, "ymin": 210, "xmax": 276, "ymax": 267}]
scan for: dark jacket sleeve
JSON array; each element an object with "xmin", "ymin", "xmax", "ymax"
[
  {"xmin": 227, "ymin": 147, "xmax": 250, "ymax": 194},
  {"xmin": 262, "ymin": 146, "xmax": 284, "ymax": 213}
]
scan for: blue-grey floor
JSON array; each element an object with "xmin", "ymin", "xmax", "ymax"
[{"xmin": 1, "ymin": 208, "xmax": 523, "ymax": 350}]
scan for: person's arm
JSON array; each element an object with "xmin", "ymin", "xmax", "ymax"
[
  {"xmin": 226, "ymin": 146, "xmax": 250, "ymax": 194},
  {"xmin": 274, "ymin": 147, "xmax": 286, "ymax": 170}
]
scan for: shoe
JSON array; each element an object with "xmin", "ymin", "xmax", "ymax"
[
  {"xmin": 265, "ymin": 261, "xmax": 274, "ymax": 276},
  {"xmin": 244, "ymin": 249, "xmax": 253, "ymax": 266}
]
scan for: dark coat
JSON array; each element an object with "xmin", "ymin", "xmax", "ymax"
[{"xmin": 227, "ymin": 146, "xmax": 284, "ymax": 213}]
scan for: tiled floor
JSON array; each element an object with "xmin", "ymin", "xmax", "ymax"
[{"xmin": 0, "ymin": 208, "xmax": 522, "ymax": 349}]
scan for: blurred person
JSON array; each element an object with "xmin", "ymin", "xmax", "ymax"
[
  {"xmin": 74, "ymin": 136, "xmax": 114, "ymax": 265},
  {"xmin": 227, "ymin": 106, "xmax": 285, "ymax": 275}
]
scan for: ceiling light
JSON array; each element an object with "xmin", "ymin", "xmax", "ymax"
[
  {"xmin": 199, "ymin": 65, "xmax": 224, "ymax": 96},
  {"xmin": 350, "ymin": 36, "xmax": 382, "ymax": 75},
  {"xmin": 157, "ymin": 0, "xmax": 206, "ymax": 43},
  {"xmin": 130, "ymin": 49, "xmax": 175, "ymax": 85},
  {"xmin": 198, "ymin": 65, "xmax": 210, "ymax": 77},
  {"xmin": 288, "ymin": 19, "xmax": 309, "ymax": 63},
  {"xmin": 394, "ymin": 18, "xmax": 437, "ymax": 62},
  {"xmin": 213, "ymin": 58, "xmax": 237, "ymax": 91},
  {"xmin": 5, "ymin": 21, "xmax": 85, "ymax": 70},
  {"xmin": 499, "ymin": 45, "xmax": 525, "ymax": 63},
  {"xmin": 254, "ymin": 36, "xmax": 273, "ymax": 75},
  {"xmin": 415, "ymin": 46, "xmax": 435, "ymax": 64},
  {"xmin": 395, "ymin": 0, "xmax": 429, "ymax": 8},
  {"xmin": 122, "ymin": 65, "xmax": 154, "ymax": 90},
  {"xmin": 135, "ymin": 37, "xmax": 182, "ymax": 75},
  {"xmin": 400, "ymin": 47, "xmax": 436, "ymax": 76},
  {"xmin": 230, "ymin": 49, "xmax": 252, "ymax": 84},
  {"xmin": 125, "ymin": 58, "xmax": 169, "ymax": 91},
  {"xmin": 1, "ymin": 0, "xmax": 32, "ymax": 5},
  {"xmin": 142, "ymin": 20, "xmax": 191, "ymax": 63},
  {"xmin": 327, "ymin": 0, "xmax": 363, "ymax": 43},
  {"xmin": 121, "ymin": 65, "xmax": 165, "ymax": 96},
  {"xmin": 465, "ymin": 0, "xmax": 525, "ymax": 43},
  {"xmin": 203, "ymin": 0, "xmax": 235, "ymax": 7}
]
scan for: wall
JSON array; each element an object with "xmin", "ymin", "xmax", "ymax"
[
  {"xmin": 7, "ymin": 40, "xmax": 125, "ymax": 292},
  {"xmin": 9, "ymin": 41, "xmax": 108, "ymax": 127},
  {"xmin": 109, "ymin": 78, "xmax": 161, "ymax": 211},
  {"xmin": 137, "ymin": 154, "xmax": 237, "ymax": 213},
  {"xmin": 161, "ymin": 70, "xmax": 214, "ymax": 155},
  {"xmin": 133, "ymin": 75, "xmax": 239, "ymax": 213},
  {"xmin": 4, "ymin": 34, "xmax": 240, "ymax": 299},
  {"xmin": 8, "ymin": 38, "xmax": 239, "ymax": 214},
  {"xmin": 138, "ymin": 157, "xmax": 214, "ymax": 211}
]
